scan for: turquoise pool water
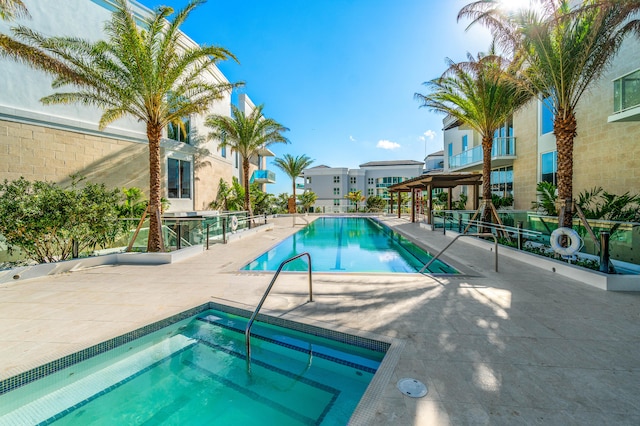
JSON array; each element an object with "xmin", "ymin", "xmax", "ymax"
[
  {"xmin": 0, "ymin": 308, "xmax": 385, "ymax": 425},
  {"xmin": 243, "ymin": 217, "xmax": 457, "ymax": 273}
]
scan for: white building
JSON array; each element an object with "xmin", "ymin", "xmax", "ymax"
[{"xmin": 302, "ymin": 160, "xmax": 424, "ymax": 213}]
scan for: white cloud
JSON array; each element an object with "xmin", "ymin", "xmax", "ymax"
[
  {"xmin": 377, "ymin": 139, "xmax": 401, "ymax": 150},
  {"xmin": 349, "ymin": 135, "xmax": 356, "ymax": 142},
  {"xmin": 419, "ymin": 130, "xmax": 436, "ymax": 142}
]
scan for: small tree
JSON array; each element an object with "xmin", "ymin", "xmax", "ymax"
[
  {"xmin": 298, "ymin": 191, "xmax": 317, "ymax": 213},
  {"xmin": 120, "ymin": 187, "xmax": 147, "ymax": 218},
  {"xmin": 209, "ymin": 177, "xmax": 245, "ymax": 211},
  {"xmin": 274, "ymin": 193, "xmax": 290, "ymax": 213},
  {"xmin": 365, "ymin": 195, "xmax": 387, "ymax": 212},
  {"xmin": 250, "ymin": 183, "xmax": 275, "ymax": 215},
  {"xmin": 532, "ymin": 181, "xmax": 558, "ymax": 216},
  {"xmin": 345, "ymin": 190, "xmax": 366, "ymax": 212}
]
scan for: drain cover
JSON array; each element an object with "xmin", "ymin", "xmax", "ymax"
[{"xmin": 397, "ymin": 378, "xmax": 428, "ymax": 398}]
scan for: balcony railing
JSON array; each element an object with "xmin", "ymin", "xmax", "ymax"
[
  {"xmin": 448, "ymin": 137, "xmax": 516, "ymax": 169},
  {"xmin": 250, "ymin": 169, "xmax": 276, "ymax": 184},
  {"xmin": 613, "ymin": 69, "xmax": 640, "ymax": 113}
]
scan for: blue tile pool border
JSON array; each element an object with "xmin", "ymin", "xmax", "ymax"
[{"xmin": 0, "ymin": 301, "xmax": 390, "ymax": 396}]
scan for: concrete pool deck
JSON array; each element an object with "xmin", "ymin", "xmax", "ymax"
[{"xmin": 1, "ymin": 215, "xmax": 639, "ymax": 425}]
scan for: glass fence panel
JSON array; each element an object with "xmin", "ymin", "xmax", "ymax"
[{"xmin": 437, "ymin": 209, "xmax": 640, "ymax": 268}]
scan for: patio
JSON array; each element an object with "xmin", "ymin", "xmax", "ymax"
[{"xmin": 1, "ymin": 216, "xmax": 639, "ymax": 425}]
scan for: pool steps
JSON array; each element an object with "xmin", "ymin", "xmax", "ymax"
[{"xmin": 0, "ymin": 335, "xmax": 196, "ymax": 425}]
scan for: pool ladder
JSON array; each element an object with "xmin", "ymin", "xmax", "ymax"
[{"xmin": 245, "ymin": 252, "xmax": 313, "ymax": 371}]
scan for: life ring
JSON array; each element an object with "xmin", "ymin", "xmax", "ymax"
[
  {"xmin": 230, "ymin": 215, "xmax": 238, "ymax": 231},
  {"xmin": 550, "ymin": 227, "xmax": 582, "ymax": 256}
]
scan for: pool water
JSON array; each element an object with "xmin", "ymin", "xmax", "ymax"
[
  {"xmin": 243, "ymin": 217, "xmax": 457, "ymax": 273},
  {"xmin": 0, "ymin": 308, "xmax": 385, "ymax": 425}
]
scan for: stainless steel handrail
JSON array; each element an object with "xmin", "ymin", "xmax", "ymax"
[
  {"xmin": 245, "ymin": 252, "xmax": 313, "ymax": 369},
  {"xmin": 419, "ymin": 233, "xmax": 498, "ymax": 274}
]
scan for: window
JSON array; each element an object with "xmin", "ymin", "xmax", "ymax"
[
  {"xmin": 350, "ymin": 176, "xmax": 356, "ymax": 184},
  {"xmin": 220, "ymin": 146, "xmax": 227, "ymax": 158},
  {"xmin": 333, "ymin": 187, "xmax": 340, "ymax": 195},
  {"xmin": 614, "ymin": 69, "xmax": 640, "ymax": 112},
  {"xmin": 367, "ymin": 178, "xmax": 374, "ymax": 185},
  {"xmin": 333, "ymin": 199, "xmax": 340, "ymax": 206},
  {"xmin": 234, "ymin": 152, "xmax": 239, "ymax": 168},
  {"xmin": 541, "ymin": 151, "xmax": 557, "ymax": 185},
  {"xmin": 541, "ymin": 97, "xmax": 554, "ymax": 135},
  {"xmin": 461, "ymin": 135, "xmax": 468, "ymax": 152},
  {"xmin": 447, "ymin": 143, "xmax": 453, "ymax": 157},
  {"xmin": 333, "ymin": 176, "xmax": 340, "ymax": 183},
  {"xmin": 367, "ymin": 188, "xmax": 374, "ymax": 196},
  {"xmin": 490, "ymin": 166, "xmax": 514, "ymax": 198},
  {"xmin": 167, "ymin": 158, "xmax": 191, "ymax": 199},
  {"xmin": 306, "ymin": 177, "xmax": 312, "ymax": 184},
  {"xmin": 167, "ymin": 117, "xmax": 191, "ymax": 144}
]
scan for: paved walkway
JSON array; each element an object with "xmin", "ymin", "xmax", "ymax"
[{"xmin": 1, "ymin": 215, "xmax": 639, "ymax": 425}]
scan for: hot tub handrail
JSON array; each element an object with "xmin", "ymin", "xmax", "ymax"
[
  {"xmin": 419, "ymin": 233, "xmax": 498, "ymax": 274},
  {"xmin": 245, "ymin": 252, "xmax": 313, "ymax": 368}
]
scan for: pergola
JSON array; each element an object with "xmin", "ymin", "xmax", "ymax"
[{"xmin": 387, "ymin": 172, "xmax": 483, "ymax": 224}]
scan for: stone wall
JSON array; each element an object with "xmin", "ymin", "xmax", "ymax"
[{"xmin": 0, "ymin": 120, "xmax": 149, "ymax": 190}]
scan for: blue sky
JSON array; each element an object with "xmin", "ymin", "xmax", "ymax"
[{"xmin": 142, "ymin": 0, "xmax": 492, "ymax": 195}]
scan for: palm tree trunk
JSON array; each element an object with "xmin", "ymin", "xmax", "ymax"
[
  {"xmin": 481, "ymin": 135, "xmax": 493, "ymax": 224},
  {"xmin": 554, "ymin": 109, "xmax": 577, "ymax": 227},
  {"xmin": 146, "ymin": 122, "xmax": 163, "ymax": 252},
  {"xmin": 242, "ymin": 157, "xmax": 252, "ymax": 216},
  {"xmin": 291, "ymin": 180, "xmax": 296, "ymax": 214}
]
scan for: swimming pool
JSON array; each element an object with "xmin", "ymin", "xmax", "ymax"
[
  {"xmin": 0, "ymin": 304, "xmax": 388, "ymax": 425},
  {"xmin": 243, "ymin": 217, "xmax": 457, "ymax": 273}
]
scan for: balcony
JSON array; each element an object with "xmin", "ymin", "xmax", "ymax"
[
  {"xmin": 608, "ymin": 69, "xmax": 640, "ymax": 122},
  {"xmin": 448, "ymin": 137, "xmax": 516, "ymax": 171},
  {"xmin": 250, "ymin": 169, "xmax": 276, "ymax": 184}
]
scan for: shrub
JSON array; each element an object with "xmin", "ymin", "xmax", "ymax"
[{"xmin": 0, "ymin": 177, "xmax": 125, "ymax": 263}]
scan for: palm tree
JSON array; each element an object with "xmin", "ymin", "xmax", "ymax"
[
  {"xmin": 459, "ymin": 0, "xmax": 640, "ymax": 225},
  {"xmin": 415, "ymin": 50, "xmax": 531, "ymax": 222},
  {"xmin": 0, "ymin": 0, "xmax": 84, "ymax": 83},
  {"xmin": 273, "ymin": 153, "xmax": 313, "ymax": 212},
  {"xmin": 3, "ymin": 0, "xmax": 240, "ymax": 251},
  {"xmin": 0, "ymin": 0, "xmax": 27, "ymax": 20},
  {"xmin": 298, "ymin": 191, "xmax": 317, "ymax": 213},
  {"xmin": 345, "ymin": 190, "xmax": 366, "ymax": 212},
  {"xmin": 206, "ymin": 104, "xmax": 289, "ymax": 216}
]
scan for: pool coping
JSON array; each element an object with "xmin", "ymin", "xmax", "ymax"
[{"xmin": 0, "ymin": 300, "xmax": 403, "ymax": 426}]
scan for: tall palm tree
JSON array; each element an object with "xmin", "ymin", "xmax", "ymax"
[
  {"xmin": 3, "ymin": 0, "xmax": 240, "ymax": 251},
  {"xmin": 206, "ymin": 104, "xmax": 289, "ymax": 216},
  {"xmin": 459, "ymin": 0, "xmax": 640, "ymax": 225},
  {"xmin": 415, "ymin": 50, "xmax": 531, "ymax": 222},
  {"xmin": 273, "ymin": 153, "xmax": 313, "ymax": 212}
]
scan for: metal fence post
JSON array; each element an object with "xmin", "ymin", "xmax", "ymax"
[
  {"xmin": 458, "ymin": 216, "xmax": 462, "ymax": 233},
  {"xmin": 599, "ymin": 231, "xmax": 611, "ymax": 273},
  {"xmin": 517, "ymin": 221, "xmax": 523, "ymax": 251},
  {"xmin": 222, "ymin": 217, "xmax": 227, "ymax": 244},
  {"xmin": 72, "ymin": 239, "xmax": 79, "ymax": 258},
  {"xmin": 206, "ymin": 223, "xmax": 210, "ymax": 250}
]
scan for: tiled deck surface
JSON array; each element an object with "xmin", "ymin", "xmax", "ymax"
[{"xmin": 1, "ymin": 215, "xmax": 639, "ymax": 425}]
